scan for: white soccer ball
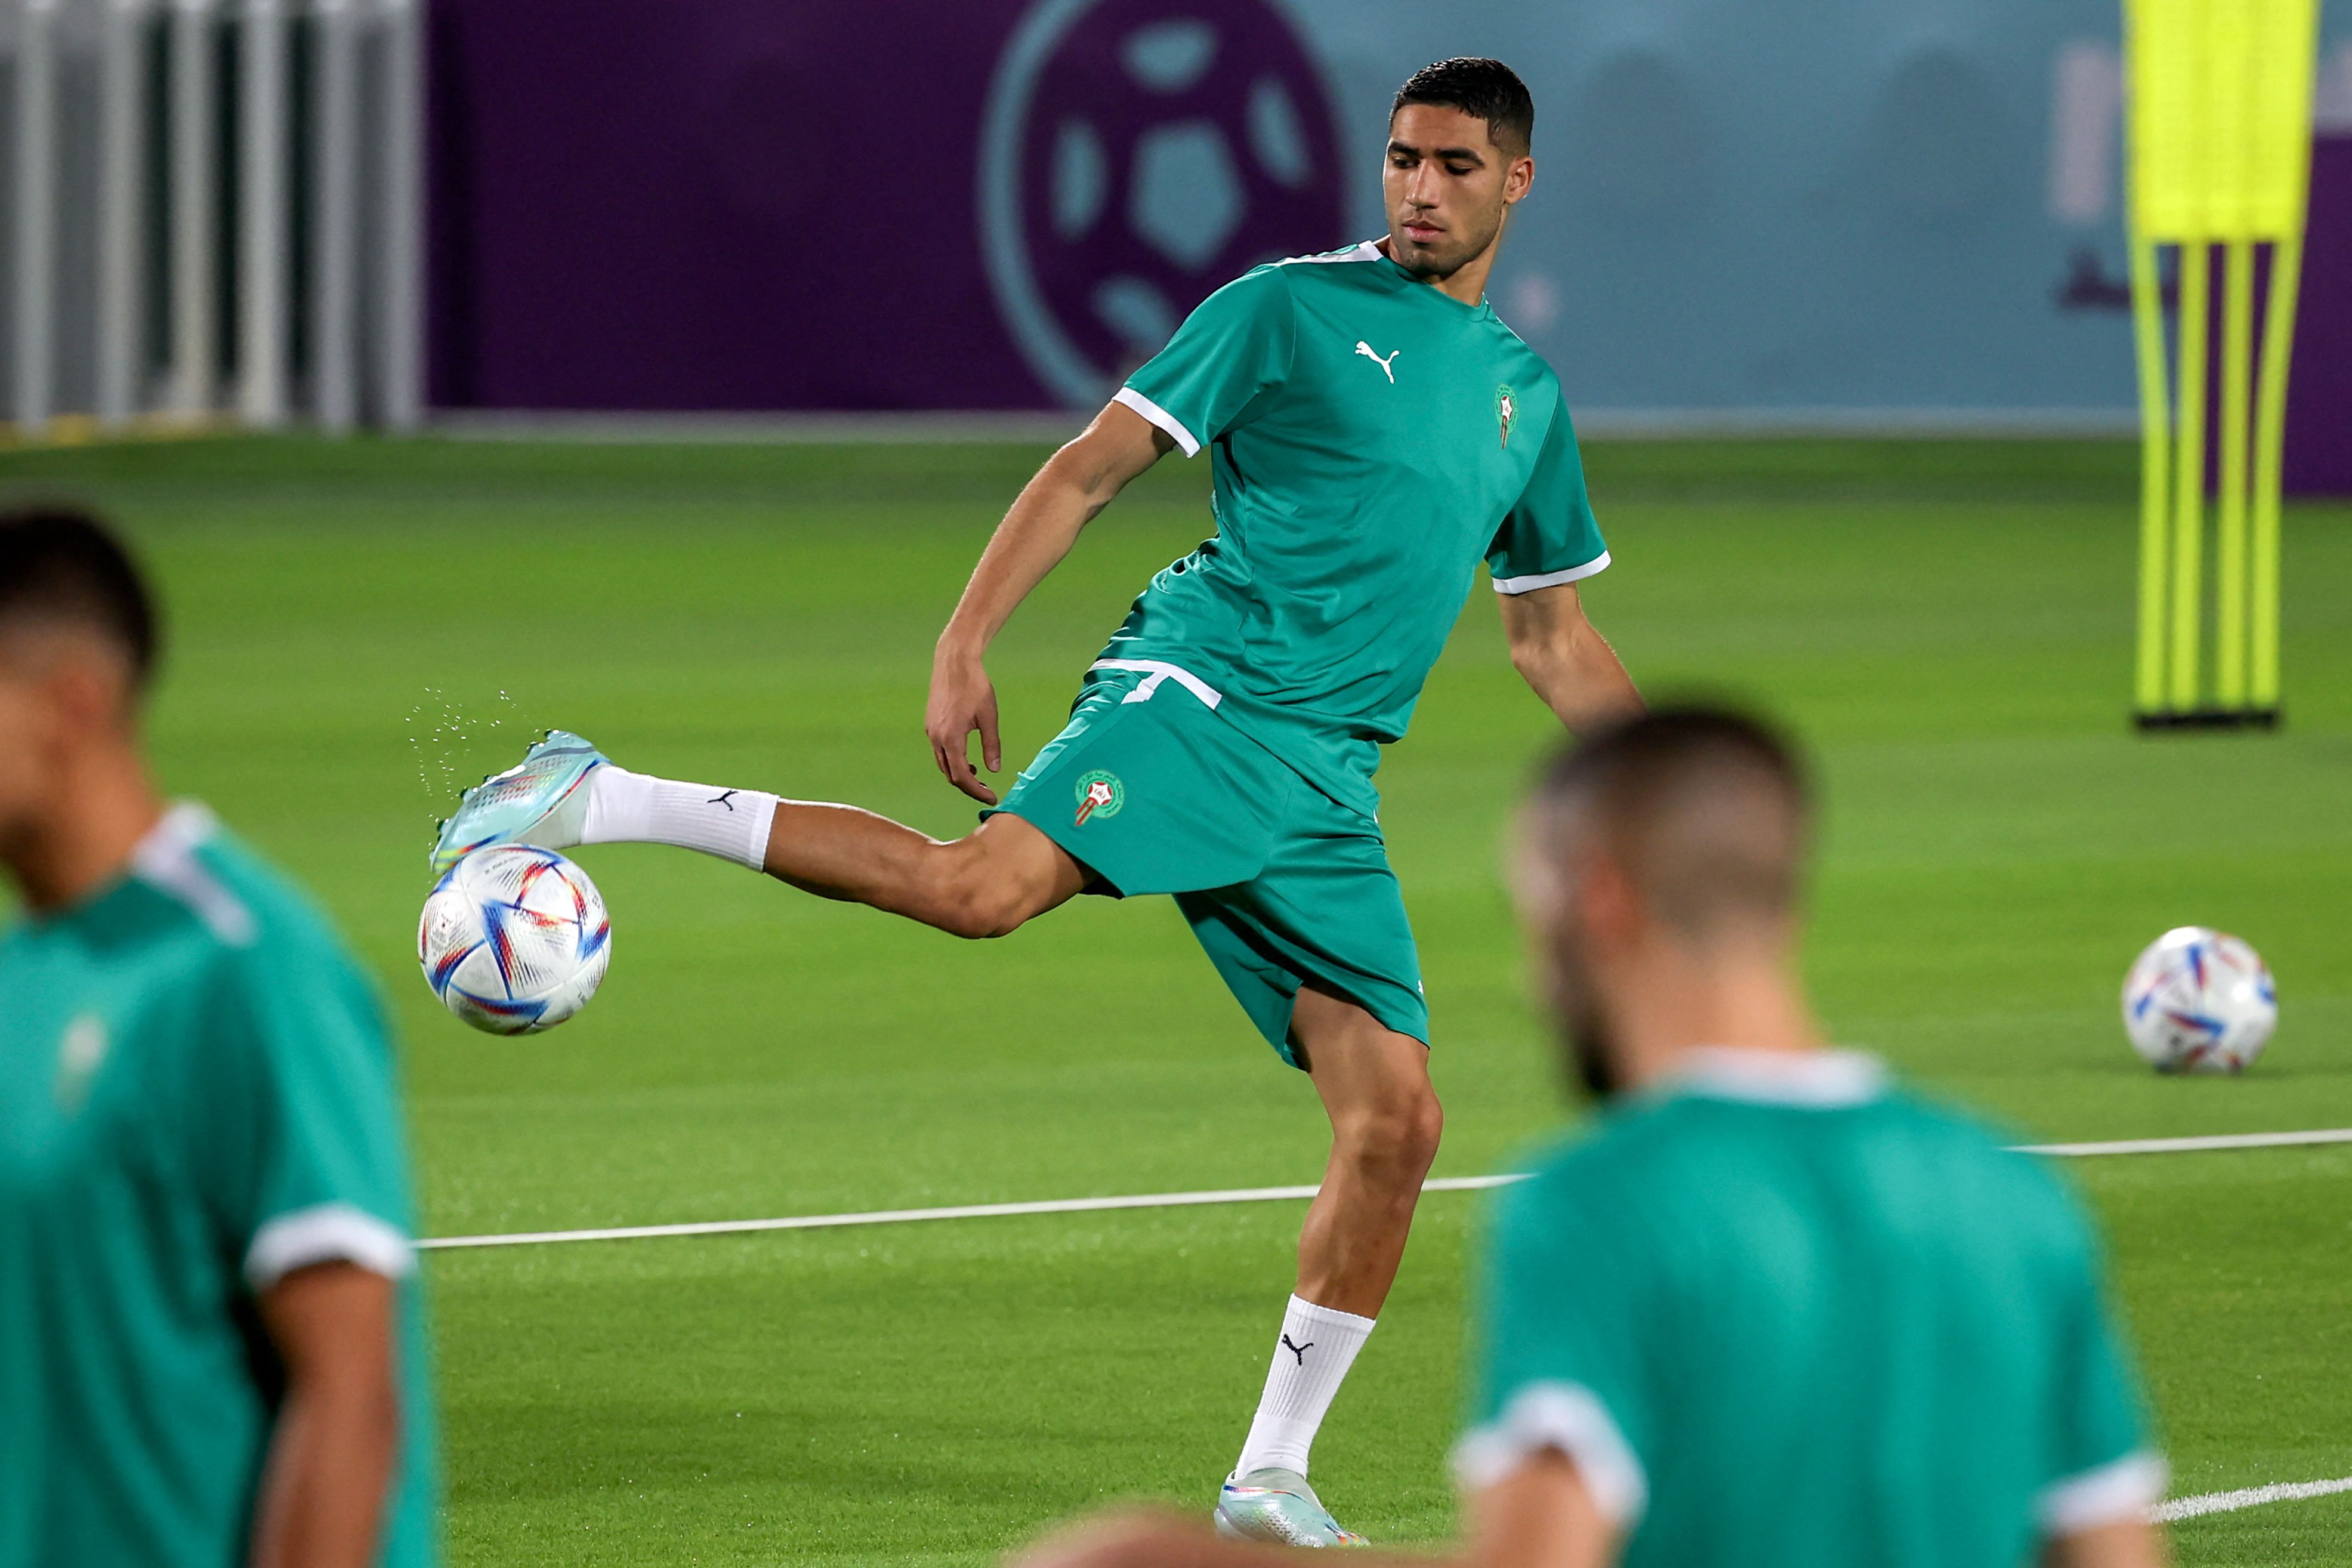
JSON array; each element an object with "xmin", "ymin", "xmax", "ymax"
[
  {"xmin": 418, "ymin": 846, "xmax": 610, "ymax": 1035},
  {"xmin": 2121, "ymin": 927, "xmax": 2275, "ymax": 1073}
]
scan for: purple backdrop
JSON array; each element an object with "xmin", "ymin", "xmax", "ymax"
[
  {"xmin": 426, "ymin": 0, "xmax": 1346, "ymax": 411},
  {"xmin": 2284, "ymin": 137, "xmax": 2352, "ymax": 495},
  {"xmin": 424, "ymin": 3, "xmax": 2347, "ymax": 496}
]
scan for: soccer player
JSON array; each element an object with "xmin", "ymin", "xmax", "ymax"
[
  {"xmin": 0, "ymin": 508, "xmax": 437, "ymax": 1568},
  {"xmin": 1006, "ymin": 707, "xmax": 2169, "ymax": 1568},
  {"xmin": 432, "ymin": 58, "xmax": 1639, "ymax": 1541}
]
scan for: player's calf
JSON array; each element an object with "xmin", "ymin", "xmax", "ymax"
[{"xmin": 1302, "ymin": 1071, "xmax": 1442, "ymax": 1314}]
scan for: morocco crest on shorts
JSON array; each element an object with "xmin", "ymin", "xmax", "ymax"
[{"xmin": 1074, "ymin": 770, "xmax": 1125, "ymax": 825}]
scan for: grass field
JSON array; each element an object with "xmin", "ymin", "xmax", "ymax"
[{"xmin": 5, "ymin": 433, "xmax": 2350, "ymax": 1565}]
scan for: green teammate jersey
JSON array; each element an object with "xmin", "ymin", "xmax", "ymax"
[
  {"xmin": 1455, "ymin": 1051, "xmax": 2163, "ymax": 1568},
  {"xmin": 1107, "ymin": 241, "xmax": 1607, "ymax": 817},
  {"xmin": 0, "ymin": 805, "xmax": 437, "ymax": 1568}
]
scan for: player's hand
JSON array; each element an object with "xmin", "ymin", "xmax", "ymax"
[
  {"xmin": 1005, "ymin": 1510, "xmax": 1211, "ymax": 1568},
  {"xmin": 927, "ymin": 644, "xmax": 1004, "ymax": 805}
]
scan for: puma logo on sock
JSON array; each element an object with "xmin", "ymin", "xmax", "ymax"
[
  {"xmin": 1281, "ymin": 1334, "xmax": 1313, "ymax": 1366},
  {"xmin": 709, "ymin": 790, "xmax": 738, "ymax": 811}
]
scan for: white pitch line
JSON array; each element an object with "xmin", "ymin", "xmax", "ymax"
[
  {"xmin": 2022, "ymin": 1128, "xmax": 2352, "ymax": 1158},
  {"xmin": 418, "ymin": 1129, "xmax": 2352, "ymax": 1253},
  {"xmin": 418, "ymin": 1177, "xmax": 1521, "ymax": 1251},
  {"xmin": 2155, "ymin": 1474, "xmax": 2352, "ymax": 1523}
]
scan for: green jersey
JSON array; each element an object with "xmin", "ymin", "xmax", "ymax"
[
  {"xmin": 1456, "ymin": 1050, "xmax": 2162, "ymax": 1568},
  {"xmin": 1107, "ymin": 242, "xmax": 1607, "ymax": 817},
  {"xmin": 0, "ymin": 805, "xmax": 437, "ymax": 1568}
]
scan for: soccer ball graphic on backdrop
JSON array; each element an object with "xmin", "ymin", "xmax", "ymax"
[
  {"xmin": 2120, "ymin": 927, "xmax": 2276, "ymax": 1073},
  {"xmin": 979, "ymin": 0, "xmax": 1344, "ymax": 406},
  {"xmin": 419, "ymin": 846, "xmax": 611, "ymax": 1035}
]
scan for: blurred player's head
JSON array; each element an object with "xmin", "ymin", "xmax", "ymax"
[
  {"xmin": 1385, "ymin": 58, "xmax": 1535, "ymax": 282},
  {"xmin": 1515, "ymin": 706, "xmax": 1813, "ymax": 1097},
  {"xmin": 0, "ymin": 507, "xmax": 161, "ymax": 893}
]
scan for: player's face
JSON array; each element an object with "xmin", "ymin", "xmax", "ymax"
[
  {"xmin": 0, "ymin": 651, "xmax": 65, "ymax": 848},
  {"xmin": 1382, "ymin": 104, "xmax": 1532, "ymax": 281},
  {"xmin": 0, "ymin": 630, "xmax": 130, "ymax": 861},
  {"xmin": 1512, "ymin": 805, "xmax": 1627, "ymax": 1100}
]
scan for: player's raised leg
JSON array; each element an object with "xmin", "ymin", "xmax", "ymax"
[
  {"xmin": 430, "ymin": 737, "xmax": 1086, "ymax": 940},
  {"xmin": 431, "ymin": 401, "xmax": 1169, "ymax": 929},
  {"xmin": 1218, "ymin": 984, "xmax": 1442, "ymax": 1547}
]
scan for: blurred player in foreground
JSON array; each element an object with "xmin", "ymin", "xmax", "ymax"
[
  {"xmin": 1012, "ymin": 706, "xmax": 2168, "ymax": 1568},
  {"xmin": 0, "ymin": 509, "xmax": 437, "ymax": 1568},
  {"xmin": 432, "ymin": 57, "xmax": 1638, "ymax": 1541}
]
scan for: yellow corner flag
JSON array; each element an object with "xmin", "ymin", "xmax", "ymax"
[{"xmin": 2126, "ymin": 0, "xmax": 2323, "ymax": 727}]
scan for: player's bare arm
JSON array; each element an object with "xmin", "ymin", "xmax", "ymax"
[
  {"xmin": 2045, "ymin": 1518, "xmax": 2170, "ymax": 1568},
  {"xmin": 928, "ymin": 401, "xmax": 1174, "ymax": 803},
  {"xmin": 1007, "ymin": 1455, "xmax": 1611, "ymax": 1568},
  {"xmin": 1498, "ymin": 582, "xmax": 1641, "ymax": 731},
  {"xmin": 248, "ymin": 1262, "xmax": 402, "ymax": 1568}
]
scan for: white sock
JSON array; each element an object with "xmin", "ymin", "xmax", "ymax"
[
  {"xmin": 1230, "ymin": 1295, "xmax": 1376, "ymax": 1481},
  {"xmin": 578, "ymin": 766, "xmax": 777, "ymax": 871}
]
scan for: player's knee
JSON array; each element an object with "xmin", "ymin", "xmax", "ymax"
[
  {"xmin": 1339, "ymin": 1077, "xmax": 1444, "ymax": 1176},
  {"xmin": 934, "ymin": 881, "xmax": 1027, "ymax": 940},
  {"xmin": 1392, "ymin": 1086, "xmax": 1445, "ymax": 1171},
  {"xmin": 930, "ymin": 851, "xmax": 1041, "ymax": 940}
]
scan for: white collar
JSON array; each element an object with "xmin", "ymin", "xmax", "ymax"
[
  {"xmin": 131, "ymin": 801, "xmax": 219, "ymax": 866},
  {"xmin": 128, "ymin": 802, "xmax": 253, "ymax": 945},
  {"xmin": 1660, "ymin": 1047, "xmax": 1887, "ymax": 1108}
]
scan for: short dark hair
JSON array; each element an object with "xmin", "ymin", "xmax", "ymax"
[
  {"xmin": 1391, "ymin": 57, "xmax": 1535, "ymax": 156},
  {"xmin": 1532, "ymin": 705, "xmax": 1811, "ymax": 937},
  {"xmin": 0, "ymin": 506, "xmax": 161, "ymax": 688}
]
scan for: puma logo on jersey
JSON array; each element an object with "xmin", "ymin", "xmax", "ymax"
[{"xmin": 1353, "ymin": 341, "xmax": 1399, "ymax": 383}]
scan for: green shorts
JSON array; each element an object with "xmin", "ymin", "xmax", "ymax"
[{"xmin": 993, "ymin": 668, "xmax": 1427, "ymax": 1067}]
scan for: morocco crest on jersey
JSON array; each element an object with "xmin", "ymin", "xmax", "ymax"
[
  {"xmin": 1073, "ymin": 770, "xmax": 1125, "ymax": 825},
  {"xmin": 1496, "ymin": 384, "xmax": 1518, "ymax": 449}
]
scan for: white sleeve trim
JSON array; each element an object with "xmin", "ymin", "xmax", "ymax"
[
  {"xmin": 1451, "ymin": 1381, "xmax": 1648, "ymax": 1528},
  {"xmin": 2038, "ymin": 1450, "xmax": 2169, "ymax": 1535},
  {"xmin": 1112, "ymin": 386, "xmax": 1201, "ymax": 458},
  {"xmin": 1493, "ymin": 552, "xmax": 1612, "ymax": 595},
  {"xmin": 245, "ymin": 1202, "xmax": 415, "ymax": 1289}
]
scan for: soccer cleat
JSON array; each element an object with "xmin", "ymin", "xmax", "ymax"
[
  {"xmin": 1214, "ymin": 1468, "xmax": 1366, "ymax": 1548},
  {"xmin": 429, "ymin": 730, "xmax": 608, "ymax": 875}
]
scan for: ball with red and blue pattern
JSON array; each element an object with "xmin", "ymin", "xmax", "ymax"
[
  {"xmin": 2122, "ymin": 926, "xmax": 2276, "ymax": 1073},
  {"xmin": 418, "ymin": 845, "xmax": 612, "ymax": 1035}
]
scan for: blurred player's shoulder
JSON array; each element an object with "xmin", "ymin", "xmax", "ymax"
[
  {"xmin": 126, "ymin": 803, "xmax": 322, "ymax": 939},
  {"xmin": 1503, "ymin": 1052, "xmax": 2094, "ymax": 1254},
  {"xmin": 116, "ymin": 802, "xmax": 384, "ymax": 1020}
]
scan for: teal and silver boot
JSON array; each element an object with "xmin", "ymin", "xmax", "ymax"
[
  {"xmin": 1214, "ymin": 1468, "xmax": 1366, "ymax": 1548},
  {"xmin": 429, "ymin": 730, "xmax": 608, "ymax": 875}
]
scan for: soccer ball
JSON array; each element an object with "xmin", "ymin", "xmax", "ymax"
[
  {"xmin": 418, "ymin": 846, "xmax": 611, "ymax": 1035},
  {"xmin": 2120, "ymin": 927, "xmax": 2275, "ymax": 1073}
]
